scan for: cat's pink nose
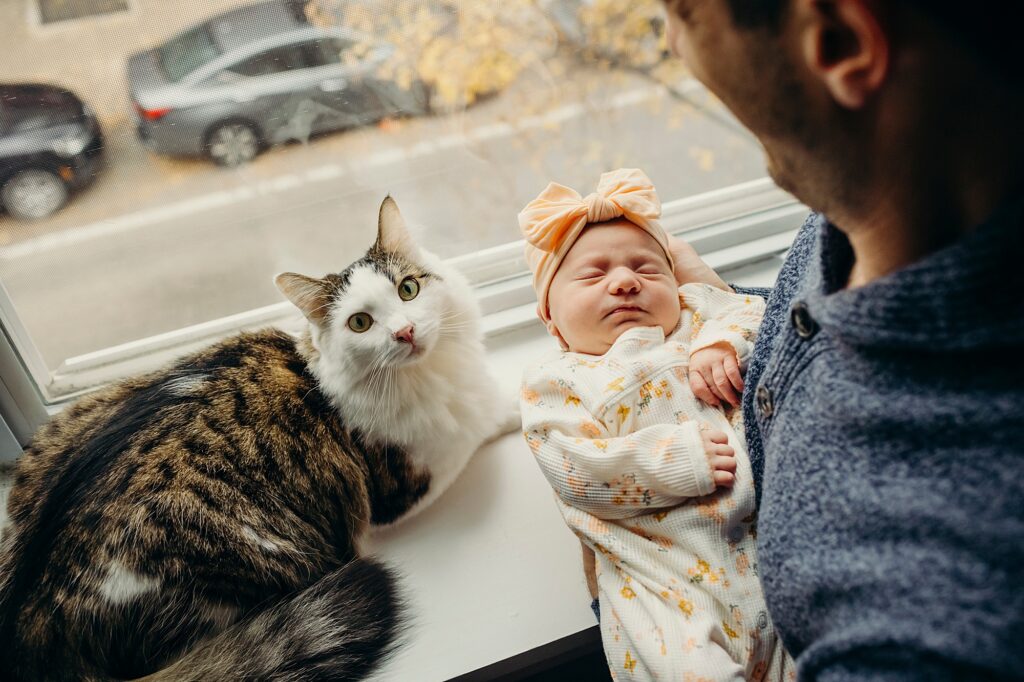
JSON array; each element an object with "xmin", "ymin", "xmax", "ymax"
[{"xmin": 394, "ymin": 325, "xmax": 415, "ymax": 345}]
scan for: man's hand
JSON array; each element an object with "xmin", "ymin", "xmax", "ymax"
[
  {"xmin": 702, "ymin": 428, "xmax": 737, "ymax": 488},
  {"xmin": 668, "ymin": 236, "xmax": 732, "ymax": 291},
  {"xmin": 690, "ymin": 343, "xmax": 744, "ymax": 407}
]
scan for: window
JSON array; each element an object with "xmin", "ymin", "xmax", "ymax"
[
  {"xmin": 0, "ymin": 0, "xmax": 803, "ymax": 438},
  {"xmin": 36, "ymin": 0, "xmax": 130, "ymax": 25},
  {"xmin": 158, "ymin": 25, "xmax": 223, "ymax": 82},
  {"xmin": 228, "ymin": 43, "xmax": 312, "ymax": 76}
]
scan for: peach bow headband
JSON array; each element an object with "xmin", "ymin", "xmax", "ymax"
[{"xmin": 518, "ymin": 168, "xmax": 673, "ymax": 323}]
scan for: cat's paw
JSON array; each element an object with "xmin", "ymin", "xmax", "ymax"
[
  {"xmin": 484, "ymin": 398, "xmax": 521, "ymax": 444},
  {"xmin": 498, "ymin": 400, "xmax": 522, "ymax": 435}
]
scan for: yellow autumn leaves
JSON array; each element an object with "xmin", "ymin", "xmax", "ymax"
[
  {"xmin": 308, "ymin": 0, "xmax": 552, "ymax": 110},
  {"xmin": 307, "ymin": 0, "xmax": 682, "ymax": 111}
]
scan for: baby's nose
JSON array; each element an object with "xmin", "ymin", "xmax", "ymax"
[{"xmin": 609, "ymin": 268, "xmax": 641, "ymax": 294}]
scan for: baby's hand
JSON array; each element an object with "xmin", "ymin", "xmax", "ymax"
[
  {"xmin": 689, "ymin": 343, "xmax": 743, "ymax": 408},
  {"xmin": 702, "ymin": 429, "xmax": 737, "ymax": 488}
]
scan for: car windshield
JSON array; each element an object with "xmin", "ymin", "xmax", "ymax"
[
  {"xmin": 0, "ymin": 87, "xmax": 79, "ymax": 133},
  {"xmin": 158, "ymin": 25, "xmax": 222, "ymax": 83}
]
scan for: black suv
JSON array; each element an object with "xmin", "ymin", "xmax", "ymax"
[{"xmin": 0, "ymin": 84, "xmax": 104, "ymax": 220}]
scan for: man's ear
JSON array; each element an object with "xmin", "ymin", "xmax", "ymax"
[{"xmin": 798, "ymin": 0, "xmax": 890, "ymax": 109}]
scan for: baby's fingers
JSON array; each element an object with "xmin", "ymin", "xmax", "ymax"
[
  {"xmin": 711, "ymin": 454, "xmax": 736, "ymax": 488},
  {"xmin": 704, "ymin": 429, "xmax": 729, "ymax": 445},
  {"xmin": 710, "ymin": 453, "xmax": 737, "ymax": 473},
  {"xmin": 689, "ymin": 369, "xmax": 720, "ymax": 407},
  {"xmin": 711, "ymin": 362, "xmax": 740, "ymax": 407},
  {"xmin": 723, "ymin": 352, "xmax": 744, "ymax": 394},
  {"xmin": 713, "ymin": 470, "xmax": 736, "ymax": 488}
]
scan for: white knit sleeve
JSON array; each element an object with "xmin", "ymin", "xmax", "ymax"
[
  {"xmin": 521, "ymin": 364, "xmax": 715, "ymax": 520},
  {"xmin": 681, "ymin": 282, "xmax": 766, "ymax": 364}
]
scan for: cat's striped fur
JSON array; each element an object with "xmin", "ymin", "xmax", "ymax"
[{"xmin": 0, "ymin": 197, "xmax": 513, "ymax": 680}]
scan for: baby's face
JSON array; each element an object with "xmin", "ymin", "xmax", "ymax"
[{"xmin": 546, "ymin": 220, "xmax": 681, "ymax": 355}]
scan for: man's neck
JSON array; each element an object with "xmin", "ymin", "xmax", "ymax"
[
  {"xmin": 842, "ymin": 187, "xmax": 973, "ymax": 289},
  {"xmin": 841, "ymin": 102, "xmax": 1024, "ymax": 289}
]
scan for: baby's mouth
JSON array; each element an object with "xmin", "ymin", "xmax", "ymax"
[{"xmin": 605, "ymin": 305, "xmax": 645, "ymax": 318}]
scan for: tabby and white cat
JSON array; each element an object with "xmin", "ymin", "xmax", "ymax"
[{"xmin": 0, "ymin": 197, "xmax": 516, "ymax": 681}]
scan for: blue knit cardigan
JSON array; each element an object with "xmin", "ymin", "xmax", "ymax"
[{"xmin": 736, "ymin": 205, "xmax": 1024, "ymax": 681}]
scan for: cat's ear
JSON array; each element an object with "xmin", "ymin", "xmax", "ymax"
[
  {"xmin": 275, "ymin": 272, "xmax": 332, "ymax": 326},
  {"xmin": 376, "ymin": 195, "xmax": 419, "ymax": 257}
]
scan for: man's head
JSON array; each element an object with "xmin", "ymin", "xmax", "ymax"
[
  {"xmin": 663, "ymin": 0, "xmax": 1022, "ymax": 229},
  {"xmin": 545, "ymin": 219, "xmax": 681, "ymax": 355}
]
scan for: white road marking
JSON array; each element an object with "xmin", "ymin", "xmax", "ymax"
[{"xmin": 0, "ymin": 86, "xmax": 668, "ymax": 261}]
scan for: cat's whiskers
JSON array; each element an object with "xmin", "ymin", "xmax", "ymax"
[
  {"xmin": 304, "ymin": 299, "xmax": 338, "ymax": 320},
  {"xmin": 439, "ymin": 320, "xmax": 472, "ymax": 331},
  {"xmin": 438, "ymin": 313, "xmax": 471, "ymax": 330},
  {"xmin": 382, "ymin": 363, "xmax": 397, "ymax": 465},
  {"xmin": 363, "ymin": 354, "xmax": 396, "ymax": 438},
  {"xmin": 438, "ymin": 311, "xmax": 467, "ymax": 326},
  {"xmin": 438, "ymin": 321, "xmax": 473, "ymax": 338}
]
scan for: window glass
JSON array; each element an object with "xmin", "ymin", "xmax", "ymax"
[
  {"xmin": 158, "ymin": 26, "xmax": 223, "ymax": 82},
  {"xmin": 228, "ymin": 44, "xmax": 310, "ymax": 76},
  {"xmin": 0, "ymin": 0, "xmax": 770, "ymax": 392}
]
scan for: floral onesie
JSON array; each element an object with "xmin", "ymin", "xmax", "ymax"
[{"xmin": 521, "ymin": 283, "xmax": 793, "ymax": 681}]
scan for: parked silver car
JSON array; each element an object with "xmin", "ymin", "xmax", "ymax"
[{"xmin": 126, "ymin": 0, "xmax": 431, "ymax": 166}]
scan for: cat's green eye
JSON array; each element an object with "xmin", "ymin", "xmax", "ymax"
[
  {"xmin": 347, "ymin": 313, "xmax": 373, "ymax": 333},
  {"xmin": 398, "ymin": 277, "xmax": 420, "ymax": 301}
]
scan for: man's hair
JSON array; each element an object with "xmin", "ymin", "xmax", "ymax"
[
  {"xmin": 724, "ymin": 0, "xmax": 1017, "ymax": 85},
  {"xmin": 723, "ymin": 0, "xmax": 785, "ymax": 29}
]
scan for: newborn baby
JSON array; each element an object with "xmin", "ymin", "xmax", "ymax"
[{"xmin": 519, "ymin": 169, "xmax": 793, "ymax": 681}]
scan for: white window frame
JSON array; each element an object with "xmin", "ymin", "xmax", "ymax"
[{"xmin": 0, "ymin": 177, "xmax": 807, "ymax": 455}]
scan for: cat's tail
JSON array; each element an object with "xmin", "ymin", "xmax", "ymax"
[{"xmin": 142, "ymin": 557, "xmax": 404, "ymax": 682}]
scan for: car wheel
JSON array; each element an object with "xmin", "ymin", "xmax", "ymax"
[
  {"xmin": 1, "ymin": 169, "xmax": 69, "ymax": 221},
  {"xmin": 206, "ymin": 122, "xmax": 261, "ymax": 167}
]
